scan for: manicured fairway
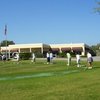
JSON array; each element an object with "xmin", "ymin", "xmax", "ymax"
[{"xmin": 0, "ymin": 59, "xmax": 100, "ymax": 100}]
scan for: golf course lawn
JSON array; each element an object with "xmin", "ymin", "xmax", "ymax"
[{"xmin": 0, "ymin": 60, "xmax": 100, "ymax": 100}]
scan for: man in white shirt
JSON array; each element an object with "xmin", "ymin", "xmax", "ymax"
[
  {"xmin": 50, "ymin": 52, "xmax": 53, "ymax": 64},
  {"xmin": 16, "ymin": 53, "xmax": 19, "ymax": 64},
  {"xmin": 87, "ymin": 52, "xmax": 93, "ymax": 69},
  {"xmin": 76, "ymin": 53, "xmax": 81, "ymax": 67},
  {"xmin": 66, "ymin": 52, "xmax": 71, "ymax": 66},
  {"xmin": 16, "ymin": 53, "xmax": 19, "ymax": 60},
  {"xmin": 31, "ymin": 53, "xmax": 36, "ymax": 63},
  {"xmin": 46, "ymin": 52, "xmax": 50, "ymax": 64}
]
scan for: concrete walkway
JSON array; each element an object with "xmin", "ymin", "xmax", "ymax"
[{"xmin": 37, "ymin": 56, "xmax": 100, "ymax": 61}]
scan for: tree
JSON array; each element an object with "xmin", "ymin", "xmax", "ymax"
[
  {"xmin": 90, "ymin": 43, "xmax": 100, "ymax": 56},
  {"xmin": 94, "ymin": 0, "xmax": 100, "ymax": 14},
  {"xmin": 0, "ymin": 40, "xmax": 15, "ymax": 46}
]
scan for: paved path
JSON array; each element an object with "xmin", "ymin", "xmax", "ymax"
[
  {"xmin": 37, "ymin": 56, "xmax": 100, "ymax": 61},
  {"xmin": 93, "ymin": 56, "xmax": 100, "ymax": 61}
]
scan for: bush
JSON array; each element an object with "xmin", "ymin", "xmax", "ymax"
[
  {"xmin": 19, "ymin": 53, "xmax": 31, "ymax": 60},
  {"xmin": 35, "ymin": 52, "xmax": 43, "ymax": 58},
  {"xmin": 58, "ymin": 52, "xmax": 66, "ymax": 58}
]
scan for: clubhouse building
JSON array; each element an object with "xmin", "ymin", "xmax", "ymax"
[{"xmin": 0, "ymin": 43, "xmax": 95, "ymax": 58}]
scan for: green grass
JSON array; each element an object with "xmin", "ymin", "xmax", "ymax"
[{"xmin": 0, "ymin": 59, "xmax": 100, "ymax": 100}]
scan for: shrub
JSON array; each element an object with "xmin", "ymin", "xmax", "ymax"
[
  {"xmin": 35, "ymin": 52, "xmax": 43, "ymax": 58},
  {"xmin": 58, "ymin": 52, "xmax": 66, "ymax": 58},
  {"xmin": 19, "ymin": 53, "xmax": 31, "ymax": 60}
]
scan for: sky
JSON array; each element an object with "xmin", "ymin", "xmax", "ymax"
[{"xmin": 0, "ymin": 0, "xmax": 100, "ymax": 46}]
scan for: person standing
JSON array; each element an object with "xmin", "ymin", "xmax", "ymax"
[
  {"xmin": 2, "ymin": 54, "xmax": 6, "ymax": 61},
  {"xmin": 31, "ymin": 53, "xmax": 36, "ymax": 63},
  {"xmin": 87, "ymin": 52, "xmax": 93, "ymax": 69},
  {"xmin": 46, "ymin": 52, "xmax": 50, "ymax": 64},
  {"xmin": 16, "ymin": 53, "xmax": 19, "ymax": 64},
  {"xmin": 66, "ymin": 52, "xmax": 71, "ymax": 66},
  {"xmin": 50, "ymin": 52, "xmax": 53, "ymax": 64},
  {"xmin": 76, "ymin": 53, "xmax": 81, "ymax": 67}
]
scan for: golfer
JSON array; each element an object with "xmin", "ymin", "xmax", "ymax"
[
  {"xmin": 76, "ymin": 53, "xmax": 81, "ymax": 67},
  {"xmin": 31, "ymin": 53, "xmax": 36, "ymax": 63},
  {"xmin": 87, "ymin": 52, "xmax": 93, "ymax": 69},
  {"xmin": 50, "ymin": 52, "xmax": 53, "ymax": 64},
  {"xmin": 46, "ymin": 52, "xmax": 50, "ymax": 64},
  {"xmin": 66, "ymin": 52, "xmax": 71, "ymax": 66}
]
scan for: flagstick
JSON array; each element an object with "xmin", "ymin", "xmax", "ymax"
[
  {"xmin": 5, "ymin": 25, "xmax": 8, "ymax": 61},
  {"xmin": 5, "ymin": 34, "xmax": 7, "ymax": 61}
]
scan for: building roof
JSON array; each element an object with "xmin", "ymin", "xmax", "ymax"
[{"xmin": 9, "ymin": 43, "xmax": 50, "ymax": 49}]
